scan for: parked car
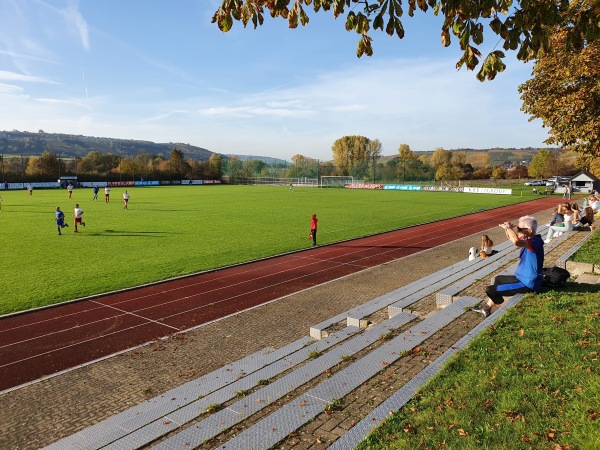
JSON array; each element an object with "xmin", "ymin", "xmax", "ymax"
[
  {"xmin": 547, "ymin": 176, "xmax": 571, "ymax": 184},
  {"xmin": 524, "ymin": 180, "xmax": 545, "ymax": 186}
]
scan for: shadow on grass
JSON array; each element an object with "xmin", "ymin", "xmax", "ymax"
[{"xmin": 80, "ymin": 230, "xmax": 178, "ymax": 237}]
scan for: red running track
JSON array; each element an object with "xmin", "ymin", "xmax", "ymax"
[{"xmin": 0, "ymin": 197, "xmax": 559, "ymax": 392}]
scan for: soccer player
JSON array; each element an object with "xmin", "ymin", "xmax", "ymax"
[
  {"xmin": 104, "ymin": 186, "xmax": 110, "ymax": 203},
  {"xmin": 73, "ymin": 204, "xmax": 86, "ymax": 232},
  {"xmin": 93, "ymin": 186, "xmax": 99, "ymax": 201},
  {"xmin": 55, "ymin": 207, "xmax": 68, "ymax": 235},
  {"xmin": 123, "ymin": 190, "xmax": 130, "ymax": 209},
  {"xmin": 67, "ymin": 182, "xmax": 74, "ymax": 199}
]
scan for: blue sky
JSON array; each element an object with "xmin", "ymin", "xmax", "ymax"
[{"xmin": 0, "ymin": 0, "xmax": 549, "ymax": 161}]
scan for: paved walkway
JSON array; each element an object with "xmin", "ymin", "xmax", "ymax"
[{"xmin": 0, "ymin": 205, "xmax": 594, "ymax": 449}]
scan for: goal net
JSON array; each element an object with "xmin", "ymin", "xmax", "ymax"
[{"xmin": 320, "ymin": 176, "xmax": 354, "ymax": 188}]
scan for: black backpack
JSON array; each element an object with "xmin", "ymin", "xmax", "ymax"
[{"xmin": 542, "ymin": 267, "xmax": 571, "ymax": 288}]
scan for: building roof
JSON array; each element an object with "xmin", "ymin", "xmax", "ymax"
[{"xmin": 570, "ymin": 171, "xmax": 599, "ymax": 182}]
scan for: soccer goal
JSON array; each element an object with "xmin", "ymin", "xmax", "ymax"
[{"xmin": 320, "ymin": 176, "xmax": 354, "ymax": 188}]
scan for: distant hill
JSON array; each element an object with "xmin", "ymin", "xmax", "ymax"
[
  {"xmin": 381, "ymin": 147, "xmax": 561, "ymax": 166},
  {"xmin": 0, "ymin": 130, "xmax": 217, "ymax": 161},
  {"xmin": 0, "ymin": 130, "xmax": 560, "ymax": 166},
  {"xmin": 224, "ymin": 154, "xmax": 288, "ymax": 165}
]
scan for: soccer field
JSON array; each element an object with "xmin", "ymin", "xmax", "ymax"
[{"xmin": 0, "ymin": 185, "xmax": 529, "ymax": 314}]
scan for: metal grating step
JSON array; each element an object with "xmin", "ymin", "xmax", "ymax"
[
  {"xmin": 329, "ymin": 293, "xmax": 527, "ymax": 449},
  {"xmin": 43, "ymin": 339, "xmax": 314, "ymax": 449},
  {"xmin": 213, "ymin": 297, "xmax": 481, "ymax": 450},
  {"xmin": 98, "ymin": 326, "xmax": 361, "ymax": 450},
  {"xmin": 345, "ymin": 244, "xmax": 513, "ymax": 327},
  {"xmin": 150, "ymin": 312, "xmax": 417, "ymax": 449},
  {"xmin": 309, "ymin": 240, "xmax": 516, "ymax": 338}
]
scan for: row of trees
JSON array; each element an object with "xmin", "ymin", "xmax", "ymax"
[
  {"xmin": 3, "ymin": 137, "xmax": 588, "ymax": 185},
  {"xmin": 219, "ymin": 139, "xmax": 583, "ymax": 183},
  {"xmin": 0, "ymin": 148, "xmax": 222, "ymax": 183}
]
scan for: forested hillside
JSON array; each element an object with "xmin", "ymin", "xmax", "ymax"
[{"xmin": 0, "ymin": 130, "xmax": 216, "ymax": 161}]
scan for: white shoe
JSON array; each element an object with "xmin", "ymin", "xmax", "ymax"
[
  {"xmin": 544, "ymin": 239, "xmax": 551, "ymax": 243},
  {"xmin": 558, "ymin": 232, "xmax": 563, "ymax": 236}
]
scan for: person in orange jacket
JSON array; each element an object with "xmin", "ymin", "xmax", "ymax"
[{"xmin": 310, "ymin": 214, "xmax": 318, "ymax": 247}]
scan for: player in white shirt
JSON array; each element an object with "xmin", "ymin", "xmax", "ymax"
[{"xmin": 73, "ymin": 204, "xmax": 86, "ymax": 232}]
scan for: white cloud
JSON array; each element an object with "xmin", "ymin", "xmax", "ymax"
[
  {"xmin": 0, "ymin": 83, "xmax": 23, "ymax": 93},
  {"xmin": 0, "ymin": 70, "xmax": 57, "ymax": 84}
]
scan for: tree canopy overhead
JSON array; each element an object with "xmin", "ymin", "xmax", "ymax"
[
  {"xmin": 212, "ymin": 0, "xmax": 599, "ymax": 81},
  {"xmin": 519, "ymin": 30, "xmax": 600, "ymax": 158}
]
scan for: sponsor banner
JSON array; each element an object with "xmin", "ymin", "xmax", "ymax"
[
  {"xmin": 181, "ymin": 180, "xmax": 203, "ymax": 185},
  {"xmin": 422, "ymin": 186, "xmax": 463, "ymax": 192},
  {"xmin": 463, "ymin": 186, "xmax": 512, "ymax": 195},
  {"xmin": 108, "ymin": 181, "xmax": 134, "ymax": 187},
  {"xmin": 80, "ymin": 182, "xmax": 108, "ymax": 188},
  {"xmin": 346, "ymin": 183, "xmax": 383, "ymax": 190},
  {"xmin": 202, "ymin": 179, "xmax": 221, "ymax": 184},
  {"xmin": 25, "ymin": 182, "xmax": 61, "ymax": 189},
  {"xmin": 383, "ymin": 184, "xmax": 423, "ymax": 191},
  {"xmin": 134, "ymin": 180, "xmax": 159, "ymax": 186}
]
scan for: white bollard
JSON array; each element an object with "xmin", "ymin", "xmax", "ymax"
[{"xmin": 469, "ymin": 247, "xmax": 478, "ymax": 261}]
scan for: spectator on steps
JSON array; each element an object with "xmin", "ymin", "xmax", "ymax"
[
  {"xmin": 570, "ymin": 202, "xmax": 581, "ymax": 225},
  {"xmin": 576, "ymin": 206, "xmax": 595, "ymax": 230},
  {"xmin": 588, "ymin": 196, "xmax": 599, "ymax": 214},
  {"xmin": 473, "ymin": 216, "xmax": 544, "ymax": 318},
  {"xmin": 545, "ymin": 204, "xmax": 574, "ymax": 243},
  {"xmin": 479, "ymin": 235, "xmax": 494, "ymax": 259},
  {"xmin": 547, "ymin": 207, "xmax": 563, "ymax": 226}
]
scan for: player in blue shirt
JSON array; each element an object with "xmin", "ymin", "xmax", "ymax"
[{"xmin": 55, "ymin": 207, "xmax": 68, "ymax": 235}]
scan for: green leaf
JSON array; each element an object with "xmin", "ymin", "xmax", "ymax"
[
  {"xmin": 489, "ymin": 17, "xmax": 503, "ymax": 35},
  {"xmin": 373, "ymin": 14, "xmax": 384, "ymax": 31},
  {"xmin": 300, "ymin": 8, "xmax": 309, "ymax": 26},
  {"xmin": 218, "ymin": 14, "xmax": 233, "ymax": 32},
  {"xmin": 453, "ymin": 21, "xmax": 463, "ymax": 35},
  {"xmin": 346, "ymin": 11, "xmax": 357, "ymax": 31}
]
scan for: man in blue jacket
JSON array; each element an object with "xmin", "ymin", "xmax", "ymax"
[{"xmin": 473, "ymin": 215, "xmax": 544, "ymax": 317}]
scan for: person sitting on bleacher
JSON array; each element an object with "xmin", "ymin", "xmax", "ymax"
[
  {"xmin": 576, "ymin": 206, "xmax": 595, "ymax": 230},
  {"xmin": 545, "ymin": 203, "xmax": 574, "ymax": 243},
  {"xmin": 547, "ymin": 207, "xmax": 563, "ymax": 226},
  {"xmin": 473, "ymin": 216, "xmax": 544, "ymax": 318},
  {"xmin": 571, "ymin": 202, "xmax": 581, "ymax": 225},
  {"xmin": 589, "ymin": 195, "xmax": 600, "ymax": 214}
]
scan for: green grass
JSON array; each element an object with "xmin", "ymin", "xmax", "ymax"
[
  {"xmin": 571, "ymin": 229, "xmax": 600, "ymax": 265},
  {"xmin": 358, "ymin": 289, "xmax": 600, "ymax": 449},
  {"xmin": 0, "ymin": 185, "xmax": 530, "ymax": 314}
]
